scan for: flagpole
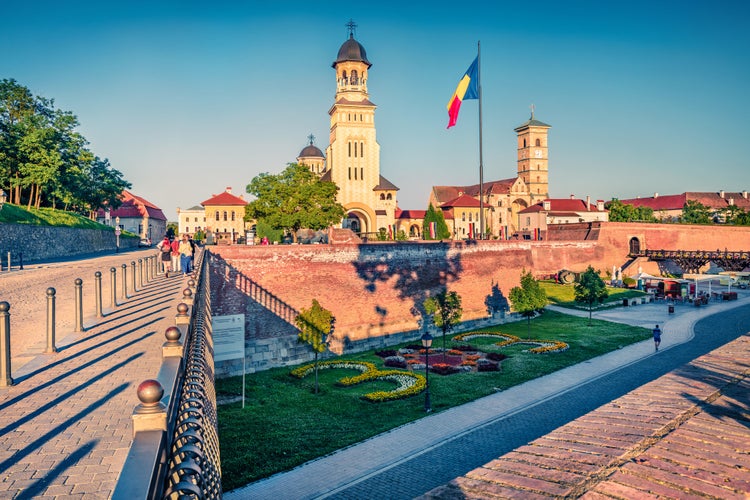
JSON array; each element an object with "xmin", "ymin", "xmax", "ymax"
[{"xmin": 477, "ymin": 41, "xmax": 485, "ymax": 239}]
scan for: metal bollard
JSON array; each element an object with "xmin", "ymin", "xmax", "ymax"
[
  {"xmin": 46, "ymin": 288, "xmax": 57, "ymax": 353},
  {"xmin": 19, "ymin": 252, "xmax": 23, "ymax": 270},
  {"xmin": 0, "ymin": 302, "xmax": 12, "ymax": 386},
  {"xmin": 74, "ymin": 278, "xmax": 84, "ymax": 332},
  {"xmin": 138, "ymin": 259, "xmax": 143, "ymax": 289},
  {"xmin": 6, "ymin": 252, "xmax": 10, "ymax": 272},
  {"xmin": 144, "ymin": 256, "xmax": 150, "ymax": 283},
  {"xmin": 131, "ymin": 261, "xmax": 137, "ymax": 293},
  {"xmin": 94, "ymin": 271, "xmax": 103, "ymax": 318},
  {"xmin": 122, "ymin": 264, "xmax": 128, "ymax": 299},
  {"xmin": 110, "ymin": 267, "xmax": 117, "ymax": 308}
]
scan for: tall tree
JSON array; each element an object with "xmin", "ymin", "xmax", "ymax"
[
  {"xmin": 509, "ymin": 269, "xmax": 547, "ymax": 337},
  {"xmin": 295, "ymin": 299, "xmax": 335, "ymax": 394},
  {"xmin": 423, "ymin": 290, "xmax": 462, "ymax": 361},
  {"xmin": 574, "ymin": 266, "xmax": 609, "ymax": 325},
  {"xmin": 246, "ymin": 163, "xmax": 345, "ymax": 242},
  {"xmin": 606, "ymin": 199, "xmax": 656, "ymax": 222},
  {"xmin": 422, "ymin": 203, "xmax": 451, "ymax": 240},
  {"xmin": 681, "ymin": 200, "xmax": 712, "ymax": 224}
]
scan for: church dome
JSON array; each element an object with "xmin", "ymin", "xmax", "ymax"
[
  {"xmin": 332, "ymin": 35, "xmax": 372, "ymax": 68},
  {"xmin": 299, "ymin": 143, "xmax": 324, "ymax": 158}
]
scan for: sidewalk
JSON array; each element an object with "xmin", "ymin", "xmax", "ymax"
[
  {"xmin": 226, "ymin": 296, "xmax": 750, "ymax": 499},
  {"xmin": 0, "ymin": 270, "xmax": 187, "ymax": 498}
]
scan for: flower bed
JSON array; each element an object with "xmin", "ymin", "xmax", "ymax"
[{"xmin": 453, "ymin": 331, "xmax": 568, "ymax": 353}]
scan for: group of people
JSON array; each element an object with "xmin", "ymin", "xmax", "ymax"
[{"xmin": 158, "ymin": 234, "xmax": 195, "ymax": 277}]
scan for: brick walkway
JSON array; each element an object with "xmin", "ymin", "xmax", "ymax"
[
  {"xmin": 0, "ymin": 253, "xmax": 186, "ymax": 499},
  {"xmin": 421, "ymin": 334, "xmax": 750, "ymax": 499}
]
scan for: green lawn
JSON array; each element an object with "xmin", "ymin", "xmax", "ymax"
[
  {"xmin": 540, "ymin": 280, "xmax": 645, "ymax": 309},
  {"xmin": 216, "ymin": 310, "xmax": 650, "ymax": 491},
  {"xmin": 0, "ymin": 203, "xmax": 112, "ymax": 229}
]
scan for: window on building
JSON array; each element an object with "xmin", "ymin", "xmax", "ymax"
[
  {"xmin": 526, "ymin": 217, "xmax": 531, "ymax": 225},
  {"xmin": 469, "ymin": 213, "xmax": 472, "ymax": 222},
  {"xmin": 231, "ymin": 211, "xmax": 235, "ymax": 221},
  {"xmin": 380, "ymin": 193, "xmax": 385, "ymax": 200},
  {"xmin": 523, "ymin": 139, "xmax": 527, "ymax": 147},
  {"xmin": 360, "ymin": 142, "xmax": 364, "ymax": 157},
  {"xmin": 535, "ymin": 138, "xmax": 541, "ymax": 146},
  {"xmin": 360, "ymin": 168, "xmax": 363, "ymax": 180},
  {"xmin": 462, "ymin": 212, "xmax": 466, "ymax": 221},
  {"xmin": 223, "ymin": 211, "xmax": 227, "ymax": 221},
  {"xmin": 215, "ymin": 211, "xmax": 219, "ymax": 221},
  {"xmin": 351, "ymin": 69, "xmax": 358, "ymax": 84},
  {"xmin": 354, "ymin": 168, "xmax": 357, "ymax": 180},
  {"xmin": 386, "ymin": 193, "xmax": 392, "ymax": 200},
  {"xmin": 348, "ymin": 167, "xmax": 351, "ymax": 180},
  {"xmin": 354, "ymin": 143, "xmax": 357, "ymax": 157},
  {"xmin": 348, "ymin": 142, "xmax": 351, "ymax": 157}
]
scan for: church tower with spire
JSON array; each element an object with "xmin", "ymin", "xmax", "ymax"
[{"xmin": 323, "ymin": 20, "xmax": 397, "ymax": 235}]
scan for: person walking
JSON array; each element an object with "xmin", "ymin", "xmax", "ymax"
[
  {"xmin": 158, "ymin": 236, "xmax": 172, "ymax": 276},
  {"xmin": 170, "ymin": 237, "xmax": 180, "ymax": 276},
  {"xmin": 653, "ymin": 324, "xmax": 662, "ymax": 351},
  {"xmin": 178, "ymin": 234, "xmax": 193, "ymax": 275}
]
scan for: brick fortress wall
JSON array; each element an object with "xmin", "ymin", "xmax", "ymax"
[{"xmin": 209, "ymin": 222, "xmax": 750, "ymax": 376}]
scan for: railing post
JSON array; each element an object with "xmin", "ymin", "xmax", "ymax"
[
  {"xmin": 175, "ymin": 303, "xmax": 190, "ymax": 325},
  {"xmin": 132, "ymin": 379, "xmax": 167, "ymax": 433},
  {"xmin": 46, "ymin": 288, "xmax": 57, "ymax": 353},
  {"xmin": 94, "ymin": 271, "xmax": 103, "ymax": 318},
  {"xmin": 131, "ymin": 261, "xmax": 138, "ymax": 293},
  {"xmin": 74, "ymin": 278, "xmax": 84, "ymax": 332},
  {"xmin": 122, "ymin": 264, "xmax": 128, "ymax": 300},
  {"xmin": 0, "ymin": 302, "xmax": 12, "ymax": 386},
  {"xmin": 144, "ymin": 256, "xmax": 151, "ymax": 283},
  {"xmin": 110, "ymin": 267, "xmax": 117, "ymax": 308},
  {"xmin": 181, "ymin": 288, "xmax": 194, "ymax": 306},
  {"xmin": 163, "ymin": 326, "xmax": 183, "ymax": 358},
  {"xmin": 138, "ymin": 259, "xmax": 143, "ymax": 289},
  {"xmin": 6, "ymin": 251, "xmax": 10, "ymax": 272},
  {"xmin": 19, "ymin": 252, "xmax": 23, "ymax": 270}
]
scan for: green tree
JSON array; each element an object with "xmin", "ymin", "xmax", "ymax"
[
  {"xmin": 422, "ymin": 203, "xmax": 451, "ymax": 240},
  {"xmin": 255, "ymin": 218, "xmax": 283, "ymax": 243},
  {"xmin": 606, "ymin": 199, "xmax": 656, "ymax": 222},
  {"xmin": 423, "ymin": 291, "xmax": 462, "ymax": 361},
  {"xmin": 574, "ymin": 266, "xmax": 609, "ymax": 325},
  {"xmin": 509, "ymin": 269, "xmax": 547, "ymax": 336},
  {"xmin": 681, "ymin": 200, "xmax": 712, "ymax": 224},
  {"xmin": 295, "ymin": 299, "xmax": 335, "ymax": 394},
  {"xmin": 484, "ymin": 282, "xmax": 510, "ymax": 317},
  {"xmin": 246, "ymin": 163, "xmax": 345, "ymax": 243}
]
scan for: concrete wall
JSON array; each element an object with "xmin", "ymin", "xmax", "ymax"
[{"xmin": 0, "ymin": 223, "xmax": 137, "ymax": 264}]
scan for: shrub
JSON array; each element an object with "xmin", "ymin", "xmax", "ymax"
[
  {"xmin": 375, "ymin": 349, "xmax": 398, "ymax": 358},
  {"xmin": 477, "ymin": 359, "xmax": 499, "ymax": 372},
  {"xmin": 451, "ymin": 344, "xmax": 478, "ymax": 352},
  {"xmin": 486, "ymin": 352, "xmax": 508, "ymax": 362},
  {"xmin": 431, "ymin": 363, "xmax": 459, "ymax": 375},
  {"xmin": 384, "ymin": 356, "xmax": 407, "ymax": 368}
]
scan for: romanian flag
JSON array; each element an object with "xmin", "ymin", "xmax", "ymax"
[{"xmin": 446, "ymin": 57, "xmax": 479, "ymax": 128}]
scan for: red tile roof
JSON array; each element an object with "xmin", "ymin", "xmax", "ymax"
[
  {"xmin": 395, "ymin": 209, "xmax": 426, "ymax": 219},
  {"xmin": 519, "ymin": 198, "xmax": 607, "ymax": 214},
  {"xmin": 617, "ymin": 194, "xmax": 686, "ymax": 211},
  {"xmin": 97, "ymin": 190, "xmax": 167, "ymax": 221},
  {"xmin": 432, "ymin": 178, "xmax": 517, "ymax": 204},
  {"xmin": 440, "ymin": 194, "xmax": 482, "ymax": 208},
  {"xmin": 201, "ymin": 190, "xmax": 246, "ymax": 206}
]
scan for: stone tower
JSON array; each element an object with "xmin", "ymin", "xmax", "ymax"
[{"xmin": 514, "ymin": 111, "xmax": 551, "ymax": 203}]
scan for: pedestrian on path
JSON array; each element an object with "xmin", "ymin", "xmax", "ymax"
[
  {"xmin": 158, "ymin": 236, "xmax": 172, "ymax": 275},
  {"xmin": 653, "ymin": 324, "xmax": 661, "ymax": 351},
  {"xmin": 170, "ymin": 237, "xmax": 180, "ymax": 275},
  {"xmin": 178, "ymin": 234, "xmax": 193, "ymax": 275}
]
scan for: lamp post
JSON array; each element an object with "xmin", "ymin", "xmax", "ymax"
[
  {"xmin": 421, "ymin": 332, "xmax": 433, "ymax": 412},
  {"xmin": 115, "ymin": 216, "xmax": 120, "ymax": 253}
]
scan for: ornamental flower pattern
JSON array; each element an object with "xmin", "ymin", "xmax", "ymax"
[
  {"xmin": 452, "ymin": 331, "xmax": 568, "ymax": 353},
  {"xmin": 291, "ymin": 360, "xmax": 425, "ymax": 403}
]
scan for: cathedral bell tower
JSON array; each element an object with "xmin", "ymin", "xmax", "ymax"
[
  {"xmin": 515, "ymin": 108, "xmax": 551, "ymax": 203},
  {"xmin": 325, "ymin": 20, "xmax": 384, "ymax": 234}
]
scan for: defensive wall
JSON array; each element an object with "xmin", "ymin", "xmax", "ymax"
[
  {"xmin": 209, "ymin": 222, "xmax": 750, "ymax": 376},
  {"xmin": 0, "ymin": 223, "xmax": 137, "ymax": 264}
]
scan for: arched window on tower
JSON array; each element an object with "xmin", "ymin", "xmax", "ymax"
[
  {"xmin": 351, "ymin": 70, "xmax": 358, "ymax": 85},
  {"xmin": 215, "ymin": 211, "xmax": 219, "ymax": 221},
  {"xmin": 380, "ymin": 193, "xmax": 385, "ymax": 200},
  {"xmin": 223, "ymin": 211, "xmax": 227, "ymax": 221},
  {"xmin": 342, "ymin": 71, "xmax": 348, "ymax": 85},
  {"xmin": 523, "ymin": 139, "xmax": 527, "ymax": 148},
  {"xmin": 360, "ymin": 142, "xmax": 364, "ymax": 157},
  {"xmin": 535, "ymin": 139, "xmax": 541, "ymax": 146},
  {"xmin": 386, "ymin": 193, "xmax": 392, "ymax": 200},
  {"xmin": 348, "ymin": 142, "xmax": 351, "ymax": 157}
]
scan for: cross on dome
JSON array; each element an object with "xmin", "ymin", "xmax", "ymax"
[{"xmin": 346, "ymin": 19, "xmax": 357, "ymax": 39}]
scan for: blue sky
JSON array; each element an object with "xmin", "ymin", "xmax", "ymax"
[{"xmin": 3, "ymin": 1, "xmax": 749, "ymax": 220}]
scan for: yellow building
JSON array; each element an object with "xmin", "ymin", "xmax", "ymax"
[
  {"xmin": 176, "ymin": 205, "xmax": 206, "ymax": 237},
  {"xmin": 201, "ymin": 187, "xmax": 247, "ymax": 244}
]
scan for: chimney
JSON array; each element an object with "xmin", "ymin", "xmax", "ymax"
[
  {"xmin": 654, "ymin": 192, "xmax": 659, "ymax": 199},
  {"xmin": 719, "ymin": 190, "xmax": 725, "ymax": 199},
  {"xmin": 597, "ymin": 200, "xmax": 605, "ymax": 211},
  {"xmin": 226, "ymin": 186, "xmax": 232, "ymax": 194},
  {"xmin": 586, "ymin": 195, "xmax": 591, "ymax": 211},
  {"xmin": 729, "ymin": 198, "xmax": 735, "ymax": 206},
  {"xmin": 570, "ymin": 194, "xmax": 575, "ymax": 200},
  {"xmin": 743, "ymin": 190, "xmax": 748, "ymax": 199},
  {"xmin": 543, "ymin": 200, "xmax": 551, "ymax": 211}
]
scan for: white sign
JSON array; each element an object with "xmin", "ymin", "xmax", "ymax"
[{"xmin": 213, "ymin": 314, "xmax": 245, "ymax": 362}]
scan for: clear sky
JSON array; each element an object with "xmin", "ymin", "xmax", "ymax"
[{"xmin": 3, "ymin": 1, "xmax": 749, "ymax": 221}]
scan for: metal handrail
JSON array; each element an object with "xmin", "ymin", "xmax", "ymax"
[{"xmin": 113, "ymin": 248, "xmax": 222, "ymax": 499}]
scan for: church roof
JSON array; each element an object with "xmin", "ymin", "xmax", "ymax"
[
  {"xmin": 519, "ymin": 198, "xmax": 607, "ymax": 214},
  {"xmin": 334, "ymin": 97, "xmax": 376, "ymax": 107},
  {"xmin": 395, "ymin": 208, "xmax": 426, "ymax": 219},
  {"xmin": 440, "ymin": 194, "xmax": 482, "ymax": 208},
  {"xmin": 332, "ymin": 34, "xmax": 372, "ymax": 68},
  {"xmin": 514, "ymin": 113, "xmax": 551, "ymax": 131},
  {"xmin": 373, "ymin": 175, "xmax": 399, "ymax": 191},
  {"xmin": 299, "ymin": 144, "xmax": 325, "ymax": 158},
  {"xmin": 432, "ymin": 178, "xmax": 518, "ymax": 204},
  {"xmin": 319, "ymin": 170, "xmax": 333, "ymax": 182}
]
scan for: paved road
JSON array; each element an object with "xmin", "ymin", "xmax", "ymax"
[
  {"xmin": 0, "ymin": 250, "xmax": 186, "ymax": 498},
  {"xmin": 227, "ymin": 297, "xmax": 750, "ymax": 499}
]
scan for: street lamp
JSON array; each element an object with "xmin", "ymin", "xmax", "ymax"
[
  {"xmin": 115, "ymin": 216, "xmax": 121, "ymax": 253},
  {"xmin": 421, "ymin": 332, "xmax": 433, "ymax": 412}
]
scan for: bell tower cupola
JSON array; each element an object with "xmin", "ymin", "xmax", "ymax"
[{"xmin": 332, "ymin": 19, "xmax": 372, "ymax": 101}]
